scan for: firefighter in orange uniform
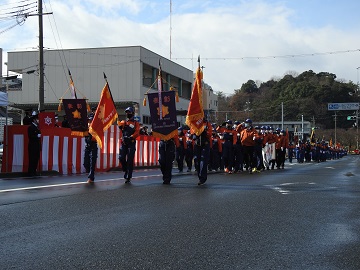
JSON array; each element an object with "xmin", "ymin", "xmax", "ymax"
[
  {"xmin": 275, "ymin": 129, "xmax": 287, "ymax": 169},
  {"xmin": 240, "ymin": 119, "xmax": 257, "ymax": 173},
  {"xmin": 175, "ymin": 127, "xmax": 187, "ymax": 173},
  {"xmin": 194, "ymin": 119, "xmax": 213, "ymax": 185},
  {"xmin": 118, "ymin": 107, "xmax": 140, "ymax": 183}
]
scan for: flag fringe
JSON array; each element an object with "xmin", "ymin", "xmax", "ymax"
[
  {"xmin": 102, "ymin": 113, "xmax": 118, "ymax": 132},
  {"xmin": 89, "ymin": 127, "xmax": 103, "ymax": 149},
  {"xmin": 71, "ymin": 131, "xmax": 88, "ymax": 137},
  {"xmin": 152, "ymin": 130, "xmax": 178, "ymax": 141}
]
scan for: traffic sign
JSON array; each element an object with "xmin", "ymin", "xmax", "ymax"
[{"xmin": 328, "ymin": 103, "xmax": 359, "ymax": 111}]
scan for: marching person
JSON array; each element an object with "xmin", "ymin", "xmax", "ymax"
[
  {"xmin": 275, "ymin": 129, "xmax": 287, "ymax": 169},
  {"xmin": 240, "ymin": 118, "xmax": 257, "ymax": 174},
  {"xmin": 84, "ymin": 114, "xmax": 98, "ymax": 183},
  {"xmin": 185, "ymin": 130, "xmax": 194, "ymax": 172},
  {"xmin": 193, "ymin": 118, "xmax": 212, "ymax": 185},
  {"xmin": 118, "ymin": 107, "xmax": 140, "ymax": 183},
  {"xmin": 175, "ymin": 127, "xmax": 187, "ymax": 173},
  {"xmin": 27, "ymin": 111, "xmax": 41, "ymax": 177},
  {"xmin": 210, "ymin": 131, "xmax": 222, "ymax": 171},
  {"xmin": 233, "ymin": 122, "xmax": 244, "ymax": 173},
  {"xmin": 253, "ymin": 126, "xmax": 264, "ymax": 171},
  {"xmin": 221, "ymin": 120, "xmax": 237, "ymax": 174}
]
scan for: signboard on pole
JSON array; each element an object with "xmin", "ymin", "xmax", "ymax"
[{"xmin": 328, "ymin": 103, "xmax": 359, "ymax": 111}]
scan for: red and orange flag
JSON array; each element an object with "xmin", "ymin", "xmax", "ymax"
[
  {"xmin": 89, "ymin": 74, "xmax": 118, "ymax": 148},
  {"xmin": 185, "ymin": 66, "xmax": 204, "ymax": 136}
]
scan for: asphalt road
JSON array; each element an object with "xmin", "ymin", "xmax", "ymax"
[{"xmin": 0, "ymin": 156, "xmax": 359, "ymax": 270}]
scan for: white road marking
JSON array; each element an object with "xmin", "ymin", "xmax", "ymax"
[{"xmin": 0, "ymin": 174, "xmax": 163, "ymax": 193}]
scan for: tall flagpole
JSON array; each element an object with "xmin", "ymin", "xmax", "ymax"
[
  {"xmin": 158, "ymin": 59, "xmax": 163, "ymax": 120},
  {"xmin": 170, "ymin": 0, "xmax": 172, "ymax": 60}
]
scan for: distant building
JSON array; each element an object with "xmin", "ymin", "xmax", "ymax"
[
  {"xmin": 253, "ymin": 121, "xmax": 312, "ymax": 141},
  {"xmin": 202, "ymin": 82, "xmax": 218, "ymax": 122},
  {"xmin": 6, "ymin": 46, "xmax": 217, "ymax": 126}
]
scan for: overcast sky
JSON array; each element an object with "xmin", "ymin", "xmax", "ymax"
[{"xmin": 1, "ymin": 0, "xmax": 360, "ymax": 95}]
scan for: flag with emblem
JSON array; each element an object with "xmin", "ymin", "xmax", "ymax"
[
  {"xmin": 185, "ymin": 57, "xmax": 204, "ymax": 136},
  {"xmin": 147, "ymin": 90, "xmax": 177, "ymax": 140},
  {"xmin": 89, "ymin": 73, "xmax": 118, "ymax": 149},
  {"xmin": 38, "ymin": 112, "xmax": 55, "ymax": 129},
  {"xmin": 62, "ymin": 99, "xmax": 88, "ymax": 136}
]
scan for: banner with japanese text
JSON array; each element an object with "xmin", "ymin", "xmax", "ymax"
[
  {"xmin": 148, "ymin": 90, "xmax": 177, "ymax": 140},
  {"xmin": 62, "ymin": 99, "xmax": 88, "ymax": 136}
]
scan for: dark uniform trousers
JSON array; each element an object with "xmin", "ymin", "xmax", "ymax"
[
  {"xmin": 176, "ymin": 137, "xmax": 185, "ymax": 172},
  {"xmin": 233, "ymin": 142, "xmax": 243, "ymax": 172},
  {"xmin": 119, "ymin": 124, "xmax": 137, "ymax": 179},
  {"xmin": 159, "ymin": 139, "xmax": 176, "ymax": 183},
  {"xmin": 119, "ymin": 140, "xmax": 136, "ymax": 179},
  {"xmin": 185, "ymin": 140, "xmax": 193, "ymax": 171},
  {"xmin": 28, "ymin": 123, "xmax": 41, "ymax": 176},
  {"xmin": 222, "ymin": 138, "xmax": 234, "ymax": 171},
  {"xmin": 84, "ymin": 135, "xmax": 98, "ymax": 181},
  {"xmin": 194, "ymin": 142, "xmax": 210, "ymax": 183}
]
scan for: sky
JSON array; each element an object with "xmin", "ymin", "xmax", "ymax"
[{"xmin": 1, "ymin": 0, "xmax": 360, "ymax": 95}]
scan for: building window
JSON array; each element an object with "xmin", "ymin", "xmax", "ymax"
[{"xmin": 142, "ymin": 115, "xmax": 151, "ymax": 125}]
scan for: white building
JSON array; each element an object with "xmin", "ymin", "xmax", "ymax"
[{"xmin": 6, "ymin": 46, "xmax": 218, "ymax": 126}]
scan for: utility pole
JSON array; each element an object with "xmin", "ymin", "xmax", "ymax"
[
  {"xmin": 38, "ymin": 0, "xmax": 44, "ymax": 111},
  {"xmin": 333, "ymin": 112, "xmax": 337, "ymax": 146},
  {"xmin": 301, "ymin": 114, "xmax": 304, "ymax": 141},
  {"xmin": 28, "ymin": 1, "xmax": 52, "ymax": 111},
  {"xmin": 281, "ymin": 102, "xmax": 284, "ymax": 130},
  {"xmin": 169, "ymin": 0, "xmax": 172, "ymax": 60},
  {"xmin": 357, "ymin": 110, "xmax": 359, "ymax": 149}
]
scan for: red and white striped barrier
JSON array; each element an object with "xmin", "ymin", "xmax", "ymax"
[{"xmin": 1, "ymin": 125, "xmax": 160, "ymax": 174}]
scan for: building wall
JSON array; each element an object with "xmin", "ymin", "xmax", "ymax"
[
  {"xmin": 0, "ymin": 48, "xmax": 2, "ymax": 86},
  {"xmin": 7, "ymin": 46, "xmax": 198, "ymax": 126}
]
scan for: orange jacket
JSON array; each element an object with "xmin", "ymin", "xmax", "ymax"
[
  {"xmin": 240, "ymin": 127, "xmax": 256, "ymax": 146},
  {"xmin": 118, "ymin": 119, "xmax": 140, "ymax": 139},
  {"xmin": 177, "ymin": 134, "xmax": 187, "ymax": 149},
  {"xmin": 275, "ymin": 135, "xmax": 287, "ymax": 149}
]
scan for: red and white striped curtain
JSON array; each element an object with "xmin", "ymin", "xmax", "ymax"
[{"xmin": 2, "ymin": 125, "xmax": 160, "ymax": 174}]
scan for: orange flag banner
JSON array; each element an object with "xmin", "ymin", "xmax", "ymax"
[
  {"xmin": 185, "ymin": 67, "xmax": 204, "ymax": 136},
  {"xmin": 89, "ymin": 81, "xmax": 118, "ymax": 148}
]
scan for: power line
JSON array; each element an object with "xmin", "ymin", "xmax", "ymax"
[{"xmin": 171, "ymin": 49, "xmax": 360, "ymax": 61}]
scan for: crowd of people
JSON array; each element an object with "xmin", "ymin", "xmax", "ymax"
[
  {"xmin": 22, "ymin": 106, "xmax": 346, "ymax": 184},
  {"xmin": 152, "ymin": 117, "xmax": 347, "ymax": 185},
  {"xmin": 85, "ymin": 109, "xmax": 347, "ymax": 185}
]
